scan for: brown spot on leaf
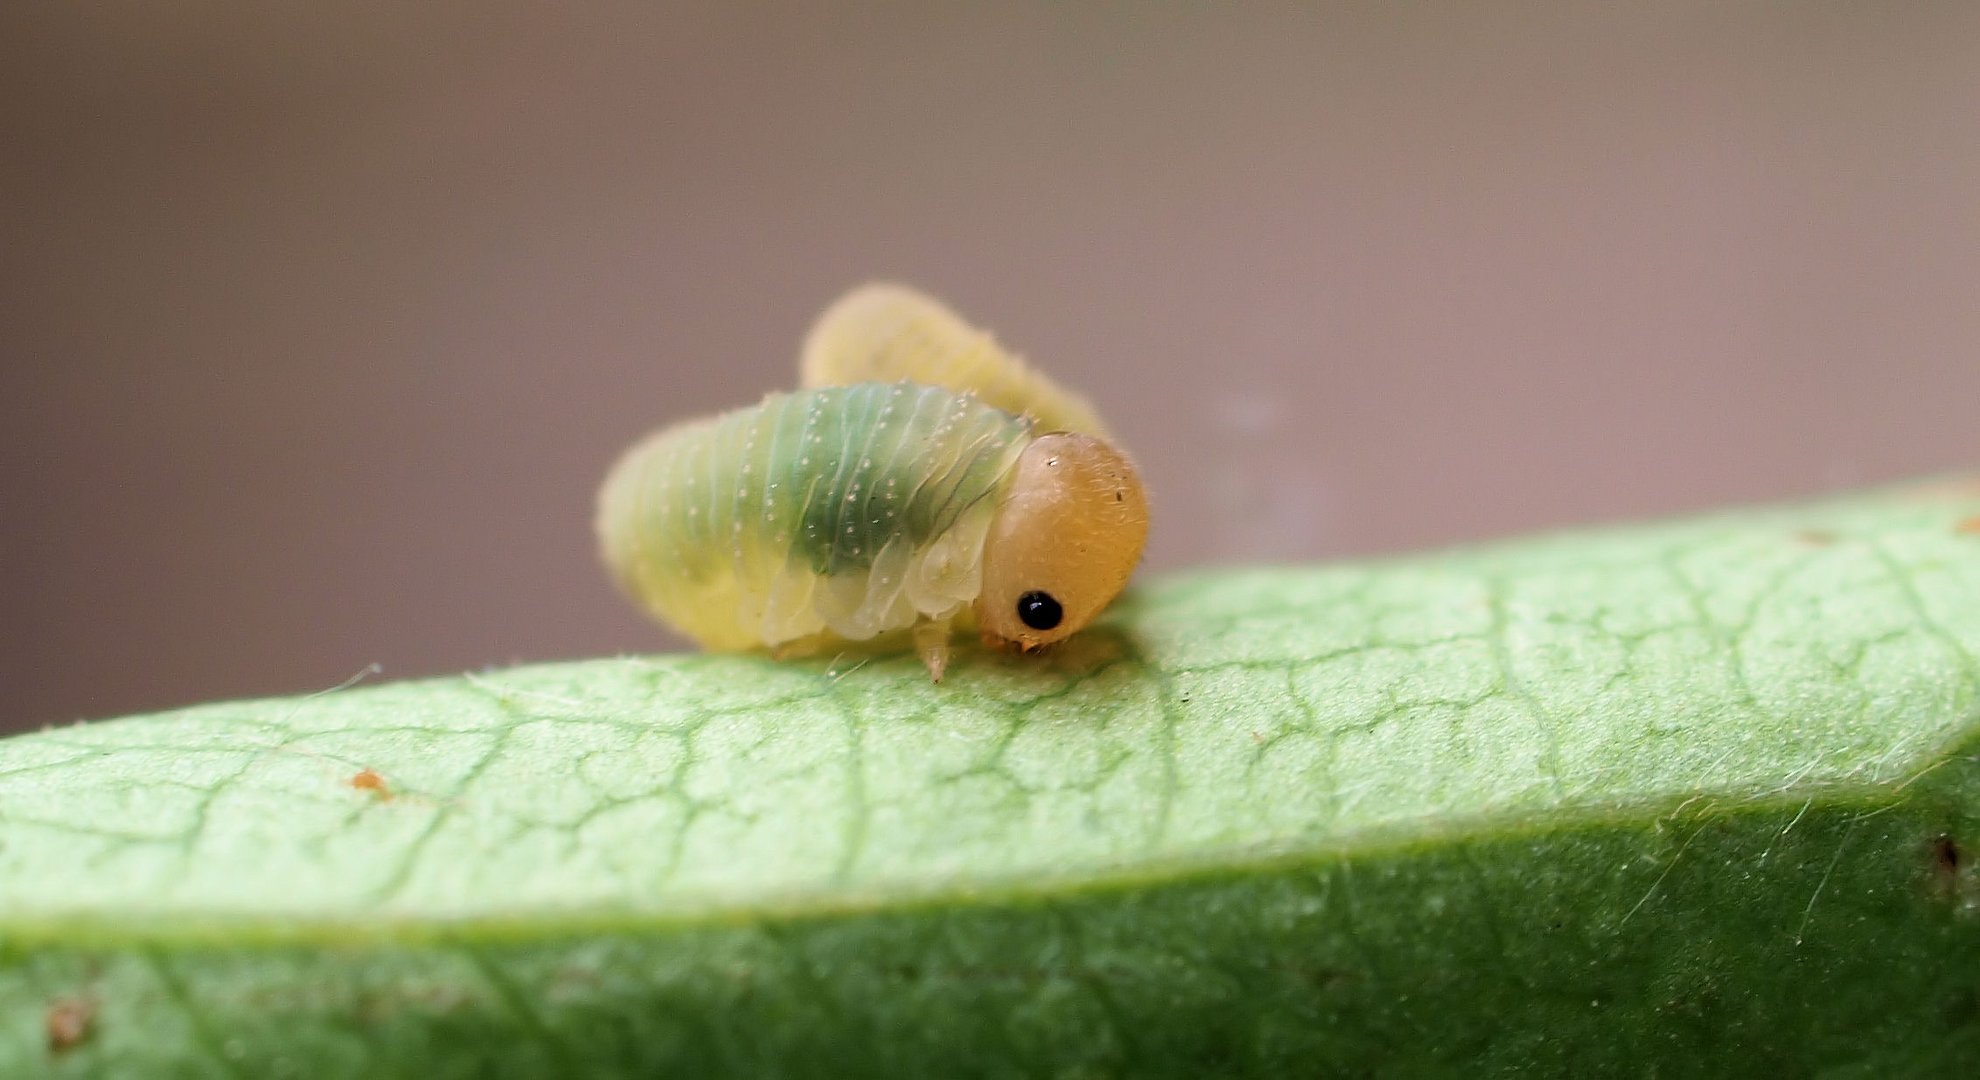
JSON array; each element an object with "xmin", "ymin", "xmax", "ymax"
[
  {"xmin": 1794, "ymin": 529, "xmax": 1838, "ymax": 547},
  {"xmin": 1927, "ymin": 833, "xmax": 1976, "ymax": 913},
  {"xmin": 347, "ymin": 769, "xmax": 393, "ymax": 800},
  {"xmin": 45, "ymin": 998, "xmax": 94, "ymax": 1054},
  {"xmin": 1955, "ymin": 516, "xmax": 1980, "ymax": 537},
  {"xmin": 1934, "ymin": 834, "xmax": 1962, "ymax": 877}
]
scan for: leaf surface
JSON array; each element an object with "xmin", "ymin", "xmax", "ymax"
[{"xmin": 5, "ymin": 480, "xmax": 1980, "ymax": 1076}]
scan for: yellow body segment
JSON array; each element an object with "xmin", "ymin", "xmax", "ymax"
[
  {"xmin": 597, "ymin": 383, "xmax": 1033, "ymax": 657},
  {"xmin": 801, "ymin": 283, "xmax": 1114, "ymax": 439}
]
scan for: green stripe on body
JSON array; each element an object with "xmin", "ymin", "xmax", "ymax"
[{"xmin": 743, "ymin": 384, "xmax": 1031, "ymax": 575}]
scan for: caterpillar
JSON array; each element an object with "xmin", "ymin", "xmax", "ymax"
[{"xmin": 596, "ymin": 286, "xmax": 1148, "ymax": 681}]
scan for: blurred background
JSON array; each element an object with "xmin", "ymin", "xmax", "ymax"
[{"xmin": 4, "ymin": 4, "xmax": 1977, "ymax": 731}]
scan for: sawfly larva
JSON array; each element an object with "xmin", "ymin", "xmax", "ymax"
[{"xmin": 597, "ymin": 287, "xmax": 1148, "ymax": 680}]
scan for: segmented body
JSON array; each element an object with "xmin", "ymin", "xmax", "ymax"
[
  {"xmin": 802, "ymin": 283, "xmax": 1113, "ymax": 438},
  {"xmin": 597, "ymin": 382, "xmax": 1033, "ymax": 652}
]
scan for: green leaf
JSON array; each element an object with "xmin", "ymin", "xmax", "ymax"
[{"xmin": 5, "ymin": 479, "xmax": 1980, "ymax": 1077}]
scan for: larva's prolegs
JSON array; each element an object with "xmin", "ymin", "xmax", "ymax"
[{"xmin": 913, "ymin": 616, "xmax": 954, "ymax": 683}]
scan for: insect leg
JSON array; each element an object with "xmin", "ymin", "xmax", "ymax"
[{"xmin": 912, "ymin": 615, "xmax": 955, "ymax": 683}]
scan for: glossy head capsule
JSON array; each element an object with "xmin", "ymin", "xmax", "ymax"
[{"xmin": 975, "ymin": 433, "xmax": 1149, "ymax": 653}]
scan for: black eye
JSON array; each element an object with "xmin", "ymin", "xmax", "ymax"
[{"xmin": 1016, "ymin": 591, "xmax": 1062, "ymax": 630}]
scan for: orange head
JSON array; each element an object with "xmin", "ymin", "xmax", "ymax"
[{"xmin": 975, "ymin": 432, "xmax": 1150, "ymax": 652}]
